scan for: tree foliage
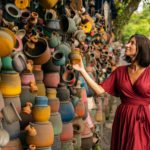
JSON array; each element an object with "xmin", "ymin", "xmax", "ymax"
[{"xmin": 121, "ymin": 6, "xmax": 150, "ymax": 43}]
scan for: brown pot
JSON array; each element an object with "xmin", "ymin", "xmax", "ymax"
[
  {"xmin": 26, "ymin": 122, "xmax": 54, "ymax": 147},
  {"xmin": 24, "ymin": 37, "xmax": 51, "ymax": 65}
]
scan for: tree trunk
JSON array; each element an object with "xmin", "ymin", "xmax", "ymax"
[{"xmin": 113, "ymin": 0, "xmax": 141, "ymax": 40}]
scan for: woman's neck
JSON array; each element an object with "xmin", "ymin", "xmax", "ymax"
[{"xmin": 129, "ymin": 62, "xmax": 143, "ymax": 73}]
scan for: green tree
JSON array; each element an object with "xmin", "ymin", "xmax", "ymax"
[{"xmin": 122, "ymin": 6, "xmax": 150, "ymax": 43}]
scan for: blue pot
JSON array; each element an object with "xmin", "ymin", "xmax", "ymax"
[
  {"xmin": 59, "ymin": 100, "xmax": 75, "ymax": 123},
  {"xmin": 35, "ymin": 96, "xmax": 48, "ymax": 106}
]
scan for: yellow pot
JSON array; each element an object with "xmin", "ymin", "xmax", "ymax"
[
  {"xmin": 39, "ymin": 0, "xmax": 58, "ymax": 9},
  {"xmin": 0, "ymin": 73, "xmax": 21, "ymax": 97},
  {"xmin": 15, "ymin": 0, "xmax": 29, "ymax": 10},
  {"xmin": 32, "ymin": 106, "xmax": 51, "ymax": 122},
  {"xmin": 0, "ymin": 28, "xmax": 16, "ymax": 57}
]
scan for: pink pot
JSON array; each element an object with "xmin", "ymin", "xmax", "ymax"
[
  {"xmin": 21, "ymin": 73, "xmax": 35, "ymax": 86},
  {"xmin": 43, "ymin": 72, "xmax": 60, "ymax": 88}
]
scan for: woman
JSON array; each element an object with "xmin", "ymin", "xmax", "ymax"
[{"xmin": 73, "ymin": 34, "xmax": 150, "ymax": 150}]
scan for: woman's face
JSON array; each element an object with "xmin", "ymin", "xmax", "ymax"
[{"xmin": 125, "ymin": 37, "xmax": 137, "ymax": 58}]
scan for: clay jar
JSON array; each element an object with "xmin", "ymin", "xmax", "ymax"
[
  {"xmin": 57, "ymin": 83, "xmax": 70, "ymax": 101},
  {"xmin": 0, "ymin": 73, "xmax": 21, "ymax": 97},
  {"xmin": 32, "ymin": 96, "xmax": 51, "ymax": 122},
  {"xmin": 69, "ymin": 48, "xmax": 81, "ymax": 65},
  {"xmin": 24, "ymin": 37, "xmax": 51, "ymax": 65},
  {"xmin": 62, "ymin": 70, "xmax": 76, "ymax": 86},
  {"xmin": 60, "ymin": 122, "xmax": 73, "ymax": 141},
  {"xmin": 72, "ymin": 117, "xmax": 84, "ymax": 134},
  {"xmin": 43, "ymin": 72, "xmax": 60, "ymax": 88},
  {"xmin": 50, "ymin": 112, "xmax": 62, "ymax": 135},
  {"xmin": 59, "ymin": 100, "xmax": 75, "ymax": 123},
  {"xmin": 21, "ymin": 72, "xmax": 35, "ymax": 86},
  {"xmin": 51, "ymin": 135, "xmax": 61, "ymax": 150},
  {"xmin": 0, "ymin": 28, "xmax": 16, "ymax": 57},
  {"xmin": 36, "ymin": 81, "xmax": 46, "ymax": 96},
  {"xmin": 42, "ymin": 58, "xmax": 60, "ymax": 73},
  {"xmin": 26, "ymin": 122, "xmax": 54, "ymax": 147}
]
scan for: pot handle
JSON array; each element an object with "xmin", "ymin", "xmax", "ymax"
[{"xmin": 25, "ymin": 124, "xmax": 37, "ymax": 136}]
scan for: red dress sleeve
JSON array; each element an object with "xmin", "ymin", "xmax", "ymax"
[{"xmin": 99, "ymin": 68, "xmax": 119, "ymax": 97}]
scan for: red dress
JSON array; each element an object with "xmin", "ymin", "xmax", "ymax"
[{"xmin": 100, "ymin": 65, "xmax": 150, "ymax": 150}]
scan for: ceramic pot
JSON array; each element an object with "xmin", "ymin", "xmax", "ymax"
[
  {"xmin": 26, "ymin": 122, "xmax": 54, "ymax": 147},
  {"xmin": 59, "ymin": 101, "xmax": 75, "ymax": 123},
  {"xmin": 0, "ymin": 28, "xmax": 16, "ymax": 57},
  {"xmin": 0, "ymin": 73, "xmax": 21, "ymax": 97},
  {"xmin": 24, "ymin": 37, "xmax": 51, "ymax": 65},
  {"xmin": 2, "ymin": 102, "xmax": 22, "ymax": 124},
  {"xmin": 32, "ymin": 105, "xmax": 51, "ymax": 122},
  {"xmin": 43, "ymin": 72, "xmax": 60, "ymax": 88},
  {"xmin": 50, "ymin": 112, "xmax": 62, "ymax": 135},
  {"xmin": 42, "ymin": 58, "xmax": 60, "ymax": 73},
  {"xmin": 52, "ymin": 51, "xmax": 66, "ymax": 66},
  {"xmin": 2, "ymin": 120, "xmax": 20, "ymax": 140},
  {"xmin": 21, "ymin": 72, "xmax": 35, "ymax": 86},
  {"xmin": 60, "ymin": 122, "xmax": 73, "ymax": 141},
  {"xmin": 12, "ymin": 52, "xmax": 27, "ymax": 73},
  {"xmin": 1, "ymin": 138, "xmax": 23, "ymax": 150},
  {"xmin": 48, "ymin": 98, "xmax": 60, "ymax": 113},
  {"xmin": 61, "ymin": 140, "xmax": 74, "ymax": 150},
  {"xmin": 20, "ymin": 85, "xmax": 37, "ymax": 107},
  {"xmin": 51, "ymin": 135, "xmax": 61, "ymax": 150},
  {"xmin": 39, "ymin": 0, "xmax": 58, "ymax": 9},
  {"xmin": 72, "ymin": 117, "xmax": 84, "ymax": 134},
  {"xmin": 4, "ymin": 95, "xmax": 21, "ymax": 113},
  {"xmin": 36, "ymin": 81, "xmax": 46, "ymax": 96},
  {"xmin": 57, "ymin": 83, "xmax": 70, "ymax": 101},
  {"xmin": 73, "ymin": 133, "xmax": 81, "ymax": 150},
  {"xmin": 81, "ymin": 136, "xmax": 93, "ymax": 150}
]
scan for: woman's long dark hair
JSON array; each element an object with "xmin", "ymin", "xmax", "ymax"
[{"xmin": 124, "ymin": 34, "xmax": 150, "ymax": 67}]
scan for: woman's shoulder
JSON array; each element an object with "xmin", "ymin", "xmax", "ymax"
[{"xmin": 113, "ymin": 65, "xmax": 127, "ymax": 72}]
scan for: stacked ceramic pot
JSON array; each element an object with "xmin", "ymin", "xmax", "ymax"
[
  {"xmin": 0, "ymin": 56, "xmax": 22, "ymax": 149},
  {"xmin": 57, "ymin": 83, "xmax": 75, "ymax": 150},
  {"xmin": 24, "ymin": 96, "xmax": 54, "ymax": 149},
  {"xmin": 42, "ymin": 58, "xmax": 62, "ymax": 150}
]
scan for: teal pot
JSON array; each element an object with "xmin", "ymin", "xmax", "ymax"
[
  {"xmin": 34, "ymin": 96, "xmax": 48, "ymax": 107},
  {"xmin": 81, "ymin": 136, "xmax": 93, "ymax": 150},
  {"xmin": 2, "ymin": 120, "xmax": 20, "ymax": 140},
  {"xmin": 4, "ymin": 95, "xmax": 21, "ymax": 113},
  {"xmin": 60, "ymin": 15, "xmax": 77, "ymax": 34},
  {"xmin": 43, "ymin": 72, "xmax": 60, "ymax": 88},
  {"xmin": 50, "ymin": 112, "xmax": 62, "ymax": 135},
  {"xmin": 24, "ymin": 37, "xmax": 51, "ymax": 65},
  {"xmin": 20, "ymin": 85, "xmax": 37, "ymax": 107},
  {"xmin": 73, "ymin": 134, "xmax": 81, "ymax": 150},
  {"xmin": 42, "ymin": 58, "xmax": 60, "ymax": 73},
  {"xmin": 36, "ymin": 81, "xmax": 46, "ymax": 96},
  {"xmin": 52, "ymin": 51, "xmax": 66, "ymax": 66},
  {"xmin": 56, "ymin": 42, "xmax": 71, "ymax": 62},
  {"xmin": 0, "ymin": 91, "xmax": 5, "ymax": 112},
  {"xmin": 48, "ymin": 32, "xmax": 61, "ymax": 48},
  {"xmin": 48, "ymin": 98, "xmax": 60, "ymax": 113},
  {"xmin": 12, "ymin": 52, "xmax": 27, "ymax": 73},
  {"xmin": 59, "ymin": 100, "xmax": 75, "ymax": 123},
  {"xmin": 61, "ymin": 140, "xmax": 74, "ymax": 150},
  {"xmin": 1, "ymin": 138, "xmax": 23, "ymax": 150},
  {"xmin": 60, "ymin": 122, "xmax": 73, "ymax": 141},
  {"xmin": 51, "ymin": 135, "xmax": 61, "ymax": 150},
  {"xmin": 57, "ymin": 83, "xmax": 70, "ymax": 101},
  {"xmin": 1, "ymin": 56, "xmax": 14, "ymax": 71}
]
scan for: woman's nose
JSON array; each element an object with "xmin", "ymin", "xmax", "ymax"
[{"xmin": 125, "ymin": 42, "xmax": 130, "ymax": 48}]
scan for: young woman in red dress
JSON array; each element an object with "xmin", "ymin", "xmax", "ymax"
[{"xmin": 73, "ymin": 34, "xmax": 150, "ymax": 150}]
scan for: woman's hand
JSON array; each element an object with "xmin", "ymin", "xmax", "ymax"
[{"xmin": 72, "ymin": 57, "xmax": 85, "ymax": 72}]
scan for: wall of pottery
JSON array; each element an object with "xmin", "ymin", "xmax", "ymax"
[{"xmin": 0, "ymin": 0, "xmax": 122, "ymax": 150}]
